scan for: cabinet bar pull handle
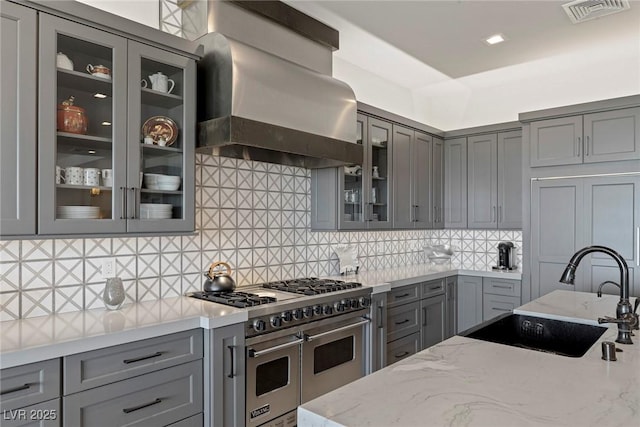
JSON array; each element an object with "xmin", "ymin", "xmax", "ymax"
[
  {"xmin": 492, "ymin": 206, "xmax": 496, "ymax": 222},
  {"xmin": 396, "ymin": 293, "xmax": 410, "ymax": 298},
  {"xmin": 227, "ymin": 345, "xmax": 235, "ymax": 379},
  {"xmin": 377, "ymin": 305, "xmax": 384, "ymax": 329},
  {"xmin": 120, "ymin": 187, "xmax": 126, "ymax": 219},
  {"xmin": 123, "ymin": 351, "xmax": 163, "ymax": 364},
  {"xmin": 394, "ymin": 351, "xmax": 409, "ymax": 359},
  {"xmin": 585, "ymin": 136, "xmax": 590, "ymax": 156},
  {"xmin": 577, "ymin": 137, "xmax": 581, "ymax": 157},
  {"xmin": 394, "ymin": 319, "xmax": 410, "ymax": 325},
  {"xmin": 492, "ymin": 284, "xmax": 512, "ymax": 290},
  {"xmin": 122, "ymin": 398, "xmax": 162, "ymax": 414},
  {"xmin": 493, "ymin": 307, "xmax": 511, "ymax": 312},
  {"xmin": 414, "ymin": 205, "xmax": 419, "ymax": 222},
  {"xmin": 499, "ymin": 206, "xmax": 502, "ymax": 223},
  {"xmin": 422, "ymin": 307, "xmax": 427, "ymax": 326},
  {"xmin": 429, "ymin": 285, "xmax": 441, "ymax": 291},
  {"xmin": 1, "ymin": 383, "xmax": 31, "ymax": 396},
  {"xmin": 636, "ymin": 227, "xmax": 639, "ymax": 266}
]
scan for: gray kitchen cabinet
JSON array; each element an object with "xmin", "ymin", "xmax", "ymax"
[
  {"xmin": 467, "ymin": 134, "xmax": 498, "ymax": 229},
  {"xmin": 386, "ymin": 301, "xmax": 421, "ymax": 342},
  {"xmin": 467, "ymin": 131, "xmax": 522, "ymax": 229},
  {"xmin": 497, "ymin": 130, "xmax": 523, "ymax": 229},
  {"xmin": 432, "ymin": 137, "xmax": 445, "ymax": 229},
  {"xmin": 392, "ymin": 125, "xmax": 433, "ymax": 228},
  {"xmin": 457, "ymin": 276, "xmax": 483, "ymax": 333},
  {"xmin": 369, "ymin": 293, "xmax": 387, "ymax": 372},
  {"xmin": 529, "ymin": 108, "xmax": 640, "ymax": 167},
  {"xmin": 0, "ymin": 2, "xmax": 37, "ymax": 237},
  {"xmin": 63, "ymin": 329, "xmax": 203, "ymax": 394},
  {"xmin": 63, "ymin": 360, "xmax": 203, "ymax": 426},
  {"xmin": 531, "ymin": 178, "xmax": 585, "ymax": 298},
  {"xmin": 387, "ymin": 283, "xmax": 420, "ymax": 307},
  {"xmin": 0, "ymin": 359, "xmax": 60, "ymax": 413},
  {"xmin": 531, "ymin": 175, "xmax": 640, "ymax": 299},
  {"xmin": 311, "ymin": 114, "xmax": 392, "ymax": 230},
  {"xmin": 445, "ymin": 276, "xmax": 457, "ymax": 339},
  {"xmin": 444, "ymin": 137, "xmax": 467, "ymax": 228},
  {"xmin": 582, "ymin": 175, "xmax": 640, "ymax": 297},
  {"xmin": 421, "ymin": 293, "xmax": 446, "ymax": 349},
  {"xmin": 0, "ymin": 399, "xmax": 60, "ymax": 427},
  {"xmin": 482, "ymin": 277, "xmax": 521, "ymax": 321},
  {"xmin": 37, "ymin": 13, "xmax": 196, "ymax": 235},
  {"xmin": 386, "ymin": 332, "xmax": 420, "ymax": 365},
  {"xmin": 208, "ymin": 323, "xmax": 246, "ymax": 427}
]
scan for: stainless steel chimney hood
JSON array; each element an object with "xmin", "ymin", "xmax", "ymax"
[{"xmin": 195, "ymin": 31, "xmax": 362, "ymax": 168}]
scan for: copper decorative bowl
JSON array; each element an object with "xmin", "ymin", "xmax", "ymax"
[{"xmin": 57, "ymin": 96, "xmax": 88, "ymax": 134}]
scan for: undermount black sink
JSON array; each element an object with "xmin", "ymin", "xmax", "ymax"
[{"xmin": 462, "ymin": 313, "xmax": 607, "ymax": 358}]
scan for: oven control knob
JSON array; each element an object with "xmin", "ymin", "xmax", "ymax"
[
  {"xmin": 281, "ymin": 311, "xmax": 293, "ymax": 322},
  {"xmin": 313, "ymin": 305, "xmax": 323, "ymax": 316},
  {"xmin": 253, "ymin": 319, "xmax": 267, "ymax": 332},
  {"xmin": 323, "ymin": 305, "xmax": 333, "ymax": 315},
  {"xmin": 334, "ymin": 301, "xmax": 345, "ymax": 312},
  {"xmin": 270, "ymin": 316, "xmax": 283, "ymax": 328},
  {"xmin": 349, "ymin": 298, "xmax": 359, "ymax": 309},
  {"xmin": 303, "ymin": 306, "xmax": 314, "ymax": 318},
  {"xmin": 359, "ymin": 296, "xmax": 372, "ymax": 308},
  {"xmin": 292, "ymin": 308, "xmax": 304, "ymax": 320}
]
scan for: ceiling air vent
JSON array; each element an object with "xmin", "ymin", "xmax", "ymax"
[{"xmin": 562, "ymin": 0, "xmax": 631, "ymax": 24}]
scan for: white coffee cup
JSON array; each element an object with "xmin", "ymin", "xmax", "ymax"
[
  {"xmin": 102, "ymin": 169, "xmax": 113, "ymax": 187},
  {"xmin": 56, "ymin": 166, "xmax": 65, "ymax": 184},
  {"xmin": 83, "ymin": 168, "xmax": 100, "ymax": 186},
  {"xmin": 65, "ymin": 167, "xmax": 84, "ymax": 185}
]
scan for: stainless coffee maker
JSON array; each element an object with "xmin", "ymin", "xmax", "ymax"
[{"xmin": 493, "ymin": 241, "xmax": 517, "ymax": 271}]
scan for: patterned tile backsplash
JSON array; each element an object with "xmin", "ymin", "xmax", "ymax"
[{"xmin": 0, "ymin": 155, "xmax": 522, "ymax": 320}]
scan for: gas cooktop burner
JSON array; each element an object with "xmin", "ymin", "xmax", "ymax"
[
  {"xmin": 190, "ymin": 291, "xmax": 276, "ymax": 308},
  {"xmin": 261, "ymin": 277, "xmax": 362, "ymax": 295}
]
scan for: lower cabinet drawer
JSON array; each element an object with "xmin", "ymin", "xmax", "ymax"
[
  {"xmin": 0, "ymin": 359, "xmax": 60, "ymax": 412},
  {"xmin": 483, "ymin": 294, "xmax": 521, "ymax": 321},
  {"xmin": 0, "ymin": 399, "xmax": 60, "ymax": 427},
  {"xmin": 64, "ymin": 329, "xmax": 203, "ymax": 394},
  {"xmin": 483, "ymin": 278, "xmax": 521, "ymax": 297},
  {"xmin": 386, "ymin": 301, "xmax": 420, "ymax": 342},
  {"xmin": 386, "ymin": 332, "xmax": 420, "ymax": 366},
  {"xmin": 63, "ymin": 360, "xmax": 203, "ymax": 427}
]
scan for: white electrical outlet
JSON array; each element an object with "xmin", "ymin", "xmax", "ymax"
[{"xmin": 101, "ymin": 258, "xmax": 116, "ymax": 279}]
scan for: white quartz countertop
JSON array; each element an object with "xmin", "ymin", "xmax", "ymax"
[
  {"xmin": 327, "ymin": 263, "xmax": 521, "ymax": 294},
  {"xmin": 298, "ymin": 291, "xmax": 640, "ymax": 427},
  {"xmin": 0, "ymin": 264, "xmax": 519, "ymax": 369},
  {"xmin": 0, "ymin": 296, "xmax": 247, "ymax": 369}
]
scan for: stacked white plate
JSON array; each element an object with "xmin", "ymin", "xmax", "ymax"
[
  {"xmin": 144, "ymin": 173, "xmax": 181, "ymax": 191},
  {"xmin": 140, "ymin": 203, "xmax": 173, "ymax": 219},
  {"xmin": 57, "ymin": 206, "xmax": 100, "ymax": 219}
]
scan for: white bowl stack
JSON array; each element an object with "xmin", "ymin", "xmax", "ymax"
[
  {"xmin": 144, "ymin": 173, "xmax": 181, "ymax": 191},
  {"xmin": 57, "ymin": 206, "xmax": 100, "ymax": 219},
  {"xmin": 140, "ymin": 203, "xmax": 173, "ymax": 219}
]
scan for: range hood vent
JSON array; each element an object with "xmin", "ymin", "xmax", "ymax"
[
  {"xmin": 196, "ymin": 32, "xmax": 362, "ymax": 169},
  {"xmin": 562, "ymin": 0, "xmax": 631, "ymax": 23}
]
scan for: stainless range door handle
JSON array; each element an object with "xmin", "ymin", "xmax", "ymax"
[
  {"xmin": 304, "ymin": 318, "xmax": 371, "ymax": 342},
  {"xmin": 248, "ymin": 338, "xmax": 303, "ymax": 358}
]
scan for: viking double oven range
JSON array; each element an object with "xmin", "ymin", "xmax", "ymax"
[{"xmin": 190, "ymin": 278, "xmax": 373, "ymax": 427}]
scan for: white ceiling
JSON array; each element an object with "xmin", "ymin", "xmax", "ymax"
[{"xmin": 286, "ymin": 0, "xmax": 640, "ymax": 130}]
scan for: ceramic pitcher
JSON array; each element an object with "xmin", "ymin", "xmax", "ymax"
[{"xmin": 148, "ymin": 72, "xmax": 175, "ymax": 94}]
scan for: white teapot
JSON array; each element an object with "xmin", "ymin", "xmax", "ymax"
[
  {"xmin": 56, "ymin": 52, "xmax": 74, "ymax": 70},
  {"xmin": 147, "ymin": 71, "xmax": 175, "ymax": 94}
]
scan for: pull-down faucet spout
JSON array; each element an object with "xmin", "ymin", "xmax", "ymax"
[{"xmin": 559, "ymin": 245, "xmax": 635, "ymax": 344}]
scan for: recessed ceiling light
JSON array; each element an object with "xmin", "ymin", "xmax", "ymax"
[
  {"xmin": 94, "ymin": 93, "xmax": 107, "ymax": 99},
  {"xmin": 88, "ymin": 150, "xmax": 96, "ymax": 154},
  {"xmin": 484, "ymin": 34, "xmax": 506, "ymax": 45},
  {"xmin": 101, "ymin": 121, "xmax": 111, "ymax": 126}
]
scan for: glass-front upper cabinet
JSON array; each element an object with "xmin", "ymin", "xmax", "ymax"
[
  {"xmin": 126, "ymin": 42, "xmax": 195, "ymax": 233},
  {"xmin": 38, "ymin": 14, "xmax": 128, "ymax": 234},
  {"xmin": 339, "ymin": 114, "xmax": 367, "ymax": 229},
  {"xmin": 37, "ymin": 15, "xmax": 195, "ymax": 235},
  {"xmin": 367, "ymin": 117, "xmax": 392, "ymax": 229}
]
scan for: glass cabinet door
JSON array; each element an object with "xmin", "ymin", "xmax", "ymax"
[
  {"xmin": 367, "ymin": 117, "xmax": 392, "ymax": 228},
  {"xmin": 38, "ymin": 14, "xmax": 128, "ymax": 235},
  {"xmin": 339, "ymin": 114, "xmax": 367, "ymax": 229},
  {"xmin": 126, "ymin": 42, "xmax": 195, "ymax": 233}
]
